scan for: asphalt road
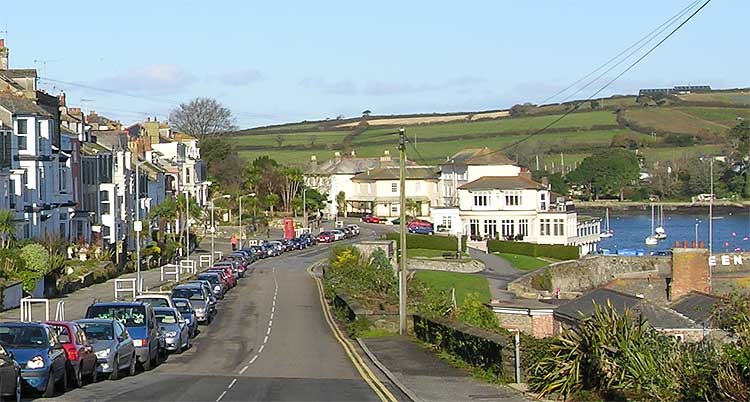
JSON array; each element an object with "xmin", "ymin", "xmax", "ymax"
[{"xmin": 38, "ymin": 224, "xmax": 402, "ymax": 402}]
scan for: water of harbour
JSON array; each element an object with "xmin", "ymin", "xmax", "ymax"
[{"xmin": 590, "ymin": 208, "xmax": 750, "ymax": 254}]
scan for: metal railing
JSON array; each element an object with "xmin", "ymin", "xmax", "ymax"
[
  {"xmin": 55, "ymin": 301, "xmax": 65, "ymax": 321},
  {"xmin": 199, "ymin": 255, "xmax": 212, "ymax": 268},
  {"xmin": 20, "ymin": 298, "xmax": 50, "ymax": 322},
  {"xmin": 179, "ymin": 259, "xmax": 196, "ymax": 275},
  {"xmin": 114, "ymin": 278, "xmax": 137, "ymax": 300},
  {"xmin": 213, "ymin": 251, "xmax": 223, "ymax": 262},
  {"xmin": 160, "ymin": 264, "xmax": 180, "ymax": 282}
]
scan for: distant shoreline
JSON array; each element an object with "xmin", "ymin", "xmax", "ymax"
[{"xmin": 577, "ymin": 201, "xmax": 750, "ymax": 216}]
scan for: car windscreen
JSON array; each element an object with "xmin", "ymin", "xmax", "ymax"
[
  {"xmin": 137, "ymin": 298, "xmax": 170, "ymax": 307},
  {"xmin": 198, "ymin": 275, "xmax": 219, "ymax": 285},
  {"xmin": 0, "ymin": 326, "xmax": 47, "ymax": 347},
  {"xmin": 50, "ymin": 325, "xmax": 72, "ymax": 343},
  {"xmin": 174, "ymin": 300, "xmax": 192, "ymax": 313},
  {"xmin": 155, "ymin": 311, "xmax": 177, "ymax": 325},
  {"xmin": 79, "ymin": 322, "xmax": 114, "ymax": 341},
  {"xmin": 173, "ymin": 287, "xmax": 204, "ymax": 301},
  {"xmin": 87, "ymin": 305, "xmax": 147, "ymax": 328}
]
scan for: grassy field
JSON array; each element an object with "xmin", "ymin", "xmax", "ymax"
[
  {"xmin": 232, "ymin": 130, "xmax": 348, "ymax": 148},
  {"xmin": 622, "ymin": 108, "xmax": 729, "ymax": 139},
  {"xmin": 677, "ymin": 91, "xmax": 750, "ymax": 106},
  {"xmin": 675, "ymin": 107, "xmax": 750, "ymax": 126},
  {"xmin": 495, "ymin": 253, "xmax": 549, "ymax": 271},
  {"xmin": 414, "ymin": 271, "xmax": 491, "ymax": 304}
]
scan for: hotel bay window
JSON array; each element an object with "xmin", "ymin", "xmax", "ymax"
[{"xmin": 473, "ymin": 191, "xmax": 489, "ymax": 207}]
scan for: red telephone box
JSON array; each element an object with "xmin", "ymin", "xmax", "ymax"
[{"xmin": 283, "ymin": 217, "xmax": 295, "ymax": 239}]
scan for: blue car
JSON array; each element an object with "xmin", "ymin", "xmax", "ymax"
[
  {"xmin": 85, "ymin": 302, "xmax": 160, "ymax": 371},
  {"xmin": 0, "ymin": 322, "xmax": 67, "ymax": 397},
  {"xmin": 172, "ymin": 298, "xmax": 197, "ymax": 337}
]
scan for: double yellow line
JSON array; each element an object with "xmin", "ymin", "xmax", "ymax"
[{"xmin": 309, "ymin": 266, "xmax": 399, "ymax": 402}]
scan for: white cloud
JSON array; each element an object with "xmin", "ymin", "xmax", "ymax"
[
  {"xmin": 95, "ymin": 64, "xmax": 194, "ymax": 95},
  {"xmin": 216, "ymin": 69, "xmax": 263, "ymax": 86}
]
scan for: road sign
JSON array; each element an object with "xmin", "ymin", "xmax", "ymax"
[{"xmin": 134, "ymin": 220, "xmax": 143, "ymax": 232}]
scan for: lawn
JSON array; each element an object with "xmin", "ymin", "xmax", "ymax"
[
  {"xmin": 414, "ymin": 271, "xmax": 491, "ymax": 304},
  {"xmin": 495, "ymin": 253, "xmax": 549, "ymax": 271},
  {"xmin": 408, "ymin": 248, "xmax": 466, "ymax": 258},
  {"xmin": 677, "ymin": 91, "xmax": 750, "ymax": 106},
  {"xmin": 622, "ymin": 108, "xmax": 728, "ymax": 139},
  {"xmin": 232, "ymin": 130, "xmax": 349, "ymax": 147},
  {"xmin": 675, "ymin": 107, "xmax": 750, "ymax": 126}
]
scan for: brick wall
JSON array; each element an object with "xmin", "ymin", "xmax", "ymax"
[
  {"xmin": 532, "ymin": 315, "xmax": 554, "ymax": 338},
  {"xmin": 495, "ymin": 312, "xmax": 554, "ymax": 338},
  {"xmin": 670, "ymin": 248, "xmax": 710, "ymax": 301}
]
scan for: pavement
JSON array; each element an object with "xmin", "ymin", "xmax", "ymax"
[
  {"xmin": 467, "ymin": 248, "xmax": 525, "ymax": 302},
  {"xmin": 362, "ymin": 336, "xmax": 530, "ymax": 402}
]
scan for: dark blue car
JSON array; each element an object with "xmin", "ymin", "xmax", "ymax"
[{"xmin": 0, "ymin": 322, "xmax": 67, "ymax": 397}]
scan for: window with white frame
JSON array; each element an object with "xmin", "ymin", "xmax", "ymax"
[
  {"xmin": 100, "ymin": 190, "xmax": 110, "ymax": 215},
  {"xmin": 441, "ymin": 216, "xmax": 452, "ymax": 230},
  {"xmin": 469, "ymin": 219, "xmax": 480, "ymax": 237},
  {"xmin": 391, "ymin": 204, "xmax": 398, "ymax": 214},
  {"xmin": 16, "ymin": 119, "xmax": 28, "ymax": 151},
  {"xmin": 540, "ymin": 218, "xmax": 551, "ymax": 236},
  {"xmin": 519, "ymin": 219, "xmax": 529, "ymax": 237},
  {"xmin": 501, "ymin": 219, "xmax": 515, "ymax": 237},
  {"xmin": 484, "ymin": 219, "xmax": 497, "ymax": 238},
  {"xmin": 473, "ymin": 192, "xmax": 489, "ymax": 207},
  {"xmin": 553, "ymin": 219, "xmax": 564, "ymax": 236},
  {"xmin": 540, "ymin": 192, "xmax": 547, "ymax": 210},
  {"xmin": 391, "ymin": 182, "xmax": 398, "ymax": 193},
  {"xmin": 504, "ymin": 191, "xmax": 521, "ymax": 206}
]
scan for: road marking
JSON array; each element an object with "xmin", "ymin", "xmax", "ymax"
[
  {"xmin": 263, "ymin": 335, "xmax": 269, "ymax": 344},
  {"xmin": 266, "ymin": 327, "xmax": 271, "ymax": 335},
  {"xmin": 269, "ymin": 319, "xmax": 273, "ymax": 326},
  {"xmin": 228, "ymin": 378, "xmax": 237, "ymax": 389},
  {"xmin": 270, "ymin": 312, "xmax": 274, "ymax": 320},
  {"xmin": 308, "ymin": 265, "xmax": 398, "ymax": 402},
  {"xmin": 249, "ymin": 355, "xmax": 258, "ymax": 364},
  {"xmin": 258, "ymin": 344, "xmax": 264, "ymax": 353},
  {"xmin": 239, "ymin": 365, "xmax": 248, "ymax": 374},
  {"xmin": 216, "ymin": 390, "xmax": 227, "ymax": 402}
]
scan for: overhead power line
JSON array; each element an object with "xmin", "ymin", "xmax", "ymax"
[{"xmin": 492, "ymin": 0, "xmax": 713, "ymax": 156}]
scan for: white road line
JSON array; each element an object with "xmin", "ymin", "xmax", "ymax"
[
  {"xmin": 263, "ymin": 335, "xmax": 269, "ymax": 343},
  {"xmin": 216, "ymin": 390, "xmax": 227, "ymax": 402},
  {"xmin": 249, "ymin": 355, "xmax": 258, "ymax": 364},
  {"xmin": 228, "ymin": 378, "xmax": 237, "ymax": 389},
  {"xmin": 258, "ymin": 344, "xmax": 265, "ymax": 353},
  {"xmin": 269, "ymin": 319, "xmax": 273, "ymax": 327},
  {"xmin": 266, "ymin": 327, "xmax": 271, "ymax": 335},
  {"xmin": 270, "ymin": 312, "xmax": 274, "ymax": 320},
  {"xmin": 239, "ymin": 365, "xmax": 248, "ymax": 374}
]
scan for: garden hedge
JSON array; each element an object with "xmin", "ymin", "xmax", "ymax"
[
  {"xmin": 383, "ymin": 233, "xmax": 467, "ymax": 252},
  {"xmin": 487, "ymin": 240, "xmax": 578, "ymax": 260}
]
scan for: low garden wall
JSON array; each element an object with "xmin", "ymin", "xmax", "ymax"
[
  {"xmin": 413, "ymin": 314, "xmax": 517, "ymax": 381},
  {"xmin": 508, "ymin": 255, "xmax": 670, "ymax": 297},
  {"xmin": 333, "ymin": 291, "xmax": 399, "ymax": 333},
  {"xmin": 0, "ymin": 281, "xmax": 23, "ymax": 311},
  {"xmin": 408, "ymin": 257, "xmax": 484, "ymax": 273}
]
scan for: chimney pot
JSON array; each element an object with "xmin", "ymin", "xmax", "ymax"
[
  {"xmin": 699, "ymin": 241, "xmax": 705, "ymax": 248},
  {"xmin": 682, "ymin": 240, "xmax": 688, "ymax": 248},
  {"xmin": 675, "ymin": 241, "xmax": 680, "ymax": 248}
]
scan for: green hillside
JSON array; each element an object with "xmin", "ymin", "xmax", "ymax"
[{"xmin": 231, "ymin": 89, "xmax": 750, "ymax": 169}]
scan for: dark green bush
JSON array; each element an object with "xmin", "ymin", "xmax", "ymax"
[
  {"xmin": 383, "ymin": 233, "xmax": 467, "ymax": 252},
  {"xmin": 487, "ymin": 240, "xmax": 578, "ymax": 260}
]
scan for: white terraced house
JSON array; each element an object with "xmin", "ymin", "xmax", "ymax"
[{"xmin": 432, "ymin": 169, "xmax": 601, "ymax": 256}]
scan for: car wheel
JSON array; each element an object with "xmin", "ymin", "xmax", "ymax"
[
  {"xmin": 109, "ymin": 355, "xmax": 120, "ymax": 380},
  {"xmin": 128, "ymin": 353, "xmax": 136, "ymax": 376},
  {"xmin": 42, "ymin": 372, "xmax": 55, "ymax": 398},
  {"xmin": 71, "ymin": 364, "xmax": 83, "ymax": 388},
  {"xmin": 14, "ymin": 373, "xmax": 20, "ymax": 402},
  {"xmin": 57, "ymin": 367, "xmax": 68, "ymax": 394},
  {"xmin": 142, "ymin": 351, "xmax": 152, "ymax": 371},
  {"xmin": 151, "ymin": 348, "xmax": 159, "ymax": 367},
  {"xmin": 90, "ymin": 364, "xmax": 99, "ymax": 384}
]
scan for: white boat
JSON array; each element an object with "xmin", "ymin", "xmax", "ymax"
[
  {"xmin": 600, "ymin": 208, "xmax": 613, "ymax": 238},
  {"xmin": 645, "ymin": 203, "xmax": 658, "ymax": 245},
  {"xmin": 654, "ymin": 205, "xmax": 667, "ymax": 240}
]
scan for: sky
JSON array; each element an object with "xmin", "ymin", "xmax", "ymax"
[{"xmin": 1, "ymin": 0, "xmax": 746, "ymax": 129}]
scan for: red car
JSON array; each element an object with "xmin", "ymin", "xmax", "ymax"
[
  {"xmin": 46, "ymin": 321, "xmax": 99, "ymax": 387},
  {"xmin": 316, "ymin": 231, "xmax": 335, "ymax": 243},
  {"xmin": 360, "ymin": 215, "xmax": 381, "ymax": 224},
  {"xmin": 207, "ymin": 267, "xmax": 235, "ymax": 288}
]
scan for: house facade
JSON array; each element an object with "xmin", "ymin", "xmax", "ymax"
[{"xmin": 349, "ymin": 166, "xmax": 440, "ymax": 218}]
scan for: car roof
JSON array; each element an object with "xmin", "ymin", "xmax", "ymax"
[
  {"xmin": 0, "ymin": 322, "xmax": 48, "ymax": 328},
  {"xmin": 136, "ymin": 293, "xmax": 171, "ymax": 298},
  {"xmin": 90, "ymin": 301, "xmax": 149, "ymax": 307},
  {"xmin": 75, "ymin": 319, "xmax": 115, "ymax": 325},
  {"xmin": 153, "ymin": 307, "xmax": 178, "ymax": 313},
  {"xmin": 198, "ymin": 272, "xmax": 221, "ymax": 277}
]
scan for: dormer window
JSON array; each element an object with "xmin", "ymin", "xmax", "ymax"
[{"xmin": 505, "ymin": 191, "xmax": 521, "ymax": 206}]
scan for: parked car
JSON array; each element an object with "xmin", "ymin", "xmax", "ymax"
[
  {"xmin": 0, "ymin": 322, "xmax": 67, "ymax": 397},
  {"xmin": 45, "ymin": 321, "xmax": 98, "ymax": 387},
  {"xmin": 196, "ymin": 273, "xmax": 225, "ymax": 299},
  {"xmin": 153, "ymin": 308, "xmax": 190, "ymax": 354},
  {"xmin": 172, "ymin": 298, "xmax": 197, "ymax": 337},
  {"xmin": 361, "ymin": 215, "xmax": 381, "ymax": 223},
  {"xmin": 330, "ymin": 229, "xmax": 346, "ymax": 241},
  {"xmin": 316, "ymin": 231, "xmax": 335, "ymax": 243},
  {"xmin": 299, "ymin": 233, "xmax": 317, "ymax": 246},
  {"xmin": 184, "ymin": 280, "xmax": 218, "ymax": 309},
  {"xmin": 346, "ymin": 224, "xmax": 360, "ymax": 235},
  {"xmin": 207, "ymin": 267, "xmax": 235, "ymax": 288},
  {"xmin": 75, "ymin": 319, "xmax": 137, "ymax": 380},
  {"xmin": 214, "ymin": 260, "xmax": 243, "ymax": 279},
  {"xmin": 172, "ymin": 284, "xmax": 213, "ymax": 325},
  {"xmin": 85, "ymin": 302, "xmax": 160, "ymax": 371},
  {"xmin": 0, "ymin": 342, "xmax": 21, "ymax": 401},
  {"xmin": 134, "ymin": 294, "xmax": 175, "ymax": 309}
]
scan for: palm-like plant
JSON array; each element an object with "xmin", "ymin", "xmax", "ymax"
[
  {"xmin": 265, "ymin": 194, "xmax": 280, "ymax": 216},
  {"xmin": 0, "ymin": 209, "xmax": 16, "ymax": 249},
  {"xmin": 336, "ymin": 191, "xmax": 346, "ymax": 217}
]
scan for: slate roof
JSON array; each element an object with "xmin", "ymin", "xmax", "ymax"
[
  {"xmin": 351, "ymin": 166, "xmax": 439, "ymax": 181},
  {"xmin": 458, "ymin": 175, "xmax": 546, "ymax": 191},
  {"xmin": 81, "ymin": 142, "xmax": 111, "ymax": 156},
  {"xmin": 95, "ymin": 131, "xmax": 129, "ymax": 149},
  {"xmin": 443, "ymin": 147, "xmax": 516, "ymax": 166},
  {"xmin": 555, "ymin": 288, "xmax": 701, "ymax": 329},
  {"xmin": 670, "ymin": 292, "xmax": 723, "ymax": 327},
  {"xmin": 0, "ymin": 95, "xmax": 51, "ymax": 116},
  {"xmin": 0, "ymin": 69, "xmax": 37, "ymax": 79},
  {"xmin": 309, "ymin": 157, "xmax": 383, "ymax": 175}
]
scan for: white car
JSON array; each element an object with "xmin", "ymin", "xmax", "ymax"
[
  {"xmin": 330, "ymin": 229, "xmax": 346, "ymax": 241},
  {"xmin": 135, "ymin": 293, "xmax": 175, "ymax": 309}
]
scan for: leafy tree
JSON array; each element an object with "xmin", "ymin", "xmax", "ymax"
[
  {"xmin": 0, "ymin": 210, "xmax": 16, "ymax": 249},
  {"xmin": 280, "ymin": 167, "xmax": 302, "ymax": 212},
  {"xmin": 148, "ymin": 197, "xmax": 178, "ymax": 242},
  {"xmin": 405, "ymin": 199, "xmax": 419, "ymax": 218},
  {"xmin": 590, "ymin": 100, "xmax": 601, "ymax": 110},
  {"xmin": 265, "ymin": 193, "xmax": 280, "ymax": 216},
  {"xmin": 200, "ymin": 136, "xmax": 244, "ymax": 191},
  {"xmin": 455, "ymin": 293, "xmax": 499, "ymax": 330},
  {"xmin": 336, "ymin": 191, "xmax": 347, "ymax": 217},
  {"xmin": 169, "ymin": 97, "xmax": 237, "ymax": 139},
  {"xmin": 567, "ymin": 149, "xmax": 640, "ymax": 200},
  {"xmin": 685, "ymin": 158, "xmax": 727, "ymax": 197},
  {"xmin": 729, "ymin": 121, "xmax": 750, "ymax": 198},
  {"xmin": 19, "ymin": 243, "xmax": 51, "ymax": 292},
  {"xmin": 362, "ymin": 110, "xmax": 371, "ymax": 118}
]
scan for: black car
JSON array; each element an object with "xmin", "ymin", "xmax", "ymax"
[
  {"xmin": 299, "ymin": 233, "xmax": 317, "ymax": 246},
  {"xmin": 0, "ymin": 343, "xmax": 21, "ymax": 401}
]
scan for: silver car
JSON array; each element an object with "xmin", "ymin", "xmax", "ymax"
[
  {"xmin": 76, "ymin": 319, "xmax": 137, "ymax": 380},
  {"xmin": 153, "ymin": 308, "xmax": 190, "ymax": 354},
  {"xmin": 172, "ymin": 284, "xmax": 213, "ymax": 325}
]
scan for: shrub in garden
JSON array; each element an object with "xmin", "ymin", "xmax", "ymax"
[{"xmin": 19, "ymin": 243, "xmax": 51, "ymax": 292}]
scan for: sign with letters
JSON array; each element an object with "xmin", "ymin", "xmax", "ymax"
[{"xmin": 708, "ymin": 254, "xmax": 749, "ymax": 267}]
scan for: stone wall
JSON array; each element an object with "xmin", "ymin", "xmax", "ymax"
[
  {"xmin": 333, "ymin": 291, "xmax": 400, "ymax": 333},
  {"xmin": 355, "ymin": 240, "xmax": 398, "ymax": 269},
  {"xmin": 408, "ymin": 258, "xmax": 485, "ymax": 273},
  {"xmin": 509, "ymin": 255, "xmax": 671, "ymax": 297}
]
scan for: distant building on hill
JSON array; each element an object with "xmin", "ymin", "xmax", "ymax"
[{"xmin": 638, "ymin": 85, "xmax": 711, "ymax": 97}]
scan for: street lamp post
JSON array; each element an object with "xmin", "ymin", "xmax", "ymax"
[
  {"xmin": 134, "ymin": 160, "xmax": 149, "ymax": 294},
  {"xmin": 302, "ymin": 188, "xmax": 308, "ymax": 229},
  {"xmin": 238, "ymin": 193, "xmax": 256, "ymax": 249},
  {"xmin": 210, "ymin": 194, "xmax": 231, "ymax": 264},
  {"xmin": 184, "ymin": 189, "xmax": 191, "ymax": 262},
  {"xmin": 695, "ymin": 220, "xmax": 700, "ymax": 245}
]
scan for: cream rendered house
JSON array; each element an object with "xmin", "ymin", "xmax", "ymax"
[{"xmin": 349, "ymin": 166, "xmax": 440, "ymax": 218}]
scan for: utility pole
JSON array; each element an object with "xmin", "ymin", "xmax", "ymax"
[
  {"xmin": 709, "ymin": 157, "xmax": 713, "ymax": 255},
  {"xmin": 398, "ymin": 127, "xmax": 407, "ymax": 335}
]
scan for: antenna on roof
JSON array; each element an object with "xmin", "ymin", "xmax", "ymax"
[{"xmin": 33, "ymin": 59, "xmax": 59, "ymax": 79}]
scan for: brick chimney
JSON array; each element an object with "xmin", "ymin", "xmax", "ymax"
[
  {"xmin": 669, "ymin": 247, "xmax": 710, "ymax": 301},
  {"xmin": 0, "ymin": 39, "xmax": 8, "ymax": 70},
  {"xmin": 57, "ymin": 91, "xmax": 66, "ymax": 107}
]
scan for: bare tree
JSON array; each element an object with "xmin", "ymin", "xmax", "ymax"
[{"xmin": 169, "ymin": 97, "xmax": 237, "ymax": 139}]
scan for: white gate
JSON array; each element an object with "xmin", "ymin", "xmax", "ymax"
[
  {"xmin": 179, "ymin": 259, "xmax": 196, "ymax": 275},
  {"xmin": 213, "ymin": 251, "xmax": 223, "ymax": 262},
  {"xmin": 161, "ymin": 264, "xmax": 180, "ymax": 282},
  {"xmin": 199, "ymin": 254, "xmax": 212, "ymax": 268},
  {"xmin": 114, "ymin": 278, "xmax": 137, "ymax": 300},
  {"xmin": 54, "ymin": 301, "xmax": 65, "ymax": 321},
  {"xmin": 20, "ymin": 298, "xmax": 49, "ymax": 322}
]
